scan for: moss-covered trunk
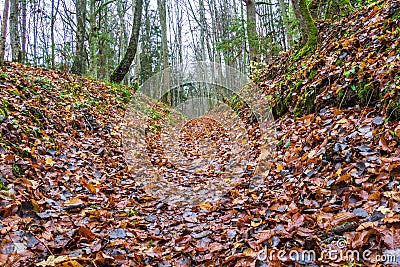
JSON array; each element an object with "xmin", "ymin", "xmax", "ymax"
[{"xmin": 290, "ymin": 0, "xmax": 318, "ymax": 56}]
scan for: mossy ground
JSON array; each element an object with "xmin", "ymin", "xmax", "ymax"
[{"xmin": 258, "ymin": 0, "xmax": 399, "ymax": 120}]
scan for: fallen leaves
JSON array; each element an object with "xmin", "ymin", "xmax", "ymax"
[{"xmin": 0, "ymin": 1, "xmax": 400, "ymax": 266}]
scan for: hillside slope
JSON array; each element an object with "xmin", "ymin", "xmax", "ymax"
[
  {"xmin": 0, "ymin": 1, "xmax": 399, "ymax": 266},
  {"xmin": 257, "ymin": 0, "xmax": 399, "ymax": 120}
]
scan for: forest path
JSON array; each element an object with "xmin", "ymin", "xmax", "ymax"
[{"xmin": 0, "ymin": 60, "xmax": 399, "ymax": 267}]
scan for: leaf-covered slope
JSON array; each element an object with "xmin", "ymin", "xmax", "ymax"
[
  {"xmin": 257, "ymin": 0, "xmax": 400, "ymax": 120},
  {"xmin": 0, "ymin": 2, "xmax": 399, "ymax": 265},
  {"xmin": 247, "ymin": 1, "xmax": 400, "ymax": 266},
  {"xmin": 0, "ymin": 62, "xmax": 142, "ymax": 265}
]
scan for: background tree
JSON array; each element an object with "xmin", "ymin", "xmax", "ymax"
[
  {"xmin": 10, "ymin": 0, "xmax": 22, "ymax": 62},
  {"xmin": 243, "ymin": 0, "xmax": 259, "ymax": 62},
  {"xmin": 138, "ymin": 2, "xmax": 161, "ymax": 84},
  {"xmin": 110, "ymin": 0, "xmax": 143, "ymax": 84},
  {"xmin": 308, "ymin": 0, "xmax": 353, "ymax": 19},
  {"xmin": 0, "ymin": 0, "xmax": 10, "ymax": 64},
  {"xmin": 71, "ymin": 0, "xmax": 87, "ymax": 75},
  {"xmin": 0, "ymin": 0, "xmax": 368, "ymax": 85}
]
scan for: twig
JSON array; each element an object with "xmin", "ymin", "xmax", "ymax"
[{"xmin": 27, "ymin": 227, "xmax": 54, "ymax": 256}]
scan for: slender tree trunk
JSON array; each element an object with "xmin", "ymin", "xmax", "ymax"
[
  {"xmin": 50, "ymin": 0, "xmax": 60, "ymax": 68},
  {"xmin": 325, "ymin": 0, "xmax": 353, "ymax": 19},
  {"xmin": 71, "ymin": 0, "xmax": 87, "ymax": 75},
  {"xmin": 32, "ymin": 0, "xmax": 39, "ymax": 65},
  {"xmin": 157, "ymin": 0, "xmax": 170, "ymax": 104},
  {"xmin": 278, "ymin": 0, "xmax": 293, "ymax": 49},
  {"xmin": 88, "ymin": 0, "xmax": 97, "ymax": 77},
  {"xmin": 199, "ymin": 0, "xmax": 206, "ymax": 61},
  {"xmin": 240, "ymin": 1, "xmax": 247, "ymax": 71},
  {"xmin": 110, "ymin": 0, "xmax": 143, "ymax": 84},
  {"xmin": 157, "ymin": 0, "xmax": 169, "ymax": 69},
  {"xmin": 51, "ymin": 0, "xmax": 55, "ymax": 68},
  {"xmin": 117, "ymin": 0, "xmax": 128, "ymax": 61},
  {"xmin": 20, "ymin": 0, "xmax": 27, "ymax": 62},
  {"xmin": 0, "ymin": 0, "xmax": 10, "ymax": 64},
  {"xmin": 244, "ymin": 0, "xmax": 259, "ymax": 62},
  {"xmin": 10, "ymin": 0, "xmax": 22, "ymax": 62}
]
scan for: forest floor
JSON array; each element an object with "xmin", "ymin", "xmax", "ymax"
[{"xmin": 0, "ymin": 1, "xmax": 400, "ymax": 267}]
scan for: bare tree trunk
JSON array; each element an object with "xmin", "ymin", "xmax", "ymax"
[
  {"xmin": 117, "ymin": 0, "xmax": 128, "ymax": 61},
  {"xmin": 0, "ymin": 0, "xmax": 10, "ymax": 64},
  {"xmin": 71, "ymin": 0, "xmax": 87, "ymax": 75},
  {"xmin": 51, "ymin": 0, "xmax": 60, "ymax": 68},
  {"xmin": 32, "ymin": 0, "xmax": 39, "ymax": 65},
  {"xmin": 244, "ymin": 0, "xmax": 259, "ymax": 62},
  {"xmin": 199, "ymin": 0, "xmax": 206, "ymax": 61},
  {"xmin": 88, "ymin": 0, "xmax": 96, "ymax": 77},
  {"xmin": 10, "ymin": 0, "xmax": 22, "ymax": 62},
  {"xmin": 158, "ymin": 0, "xmax": 169, "ymax": 69},
  {"xmin": 110, "ymin": 0, "xmax": 143, "ymax": 84},
  {"xmin": 157, "ymin": 0, "xmax": 170, "ymax": 104},
  {"xmin": 278, "ymin": 0, "xmax": 293, "ymax": 49},
  {"xmin": 20, "ymin": 0, "xmax": 27, "ymax": 62}
]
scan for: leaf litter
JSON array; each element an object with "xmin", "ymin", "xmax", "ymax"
[{"xmin": 0, "ymin": 1, "xmax": 400, "ymax": 266}]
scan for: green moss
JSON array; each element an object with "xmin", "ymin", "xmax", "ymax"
[
  {"xmin": 0, "ymin": 72, "xmax": 9, "ymax": 80},
  {"xmin": 146, "ymin": 108, "xmax": 163, "ymax": 120},
  {"xmin": 334, "ymin": 59, "xmax": 344, "ymax": 66},
  {"xmin": 358, "ymin": 82, "xmax": 373, "ymax": 104},
  {"xmin": 33, "ymin": 77, "xmax": 55, "ymax": 90},
  {"xmin": 128, "ymin": 208, "xmax": 139, "ymax": 216},
  {"xmin": 107, "ymin": 81, "xmax": 135, "ymax": 104},
  {"xmin": 0, "ymin": 108, "xmax": 7, "ymax": 123},
  {"xmin": 2, "ymin": 100, "xmax": 10, "ymax": 109},
  {"xmin": 20, "ymin": 149, "xmax": 31, "ymax": 158},
  {"xmin": 116, "ymin": 87, "xmax": 132, "ymax": 103},
  {"xmin": 308, "ymin": 69, "xmax": 318, "ymax": 80},
  {"xmin": 295, "ymin": 80, "xmax": 303, "ymax": 90},
  {"xmin": 150, "ymin": 123, "xmax": 162, "ymax": 133},
  {"xmin": 392, "ymin": 9, "xmax": 400, "ymax": 19},
  {"xmin": 273, "ymin": 96, "xmax": 289, "ymax": 118},
  {"xmin": 325, "ymin": 0, "xmax": 353, "ymax": 19},
  {"xmin": 12, "ymin": 164, "xmax": 22, "ymax": 177},
  {"xmin": 0, "ymin": 180, "xmax": 8, "ymax": 190},
  {"xmin": 293, "ymin": 106, "xmax": 302, "ymax": 118},
  {"xmin": 387, "ymin": 100, "xmax": 400, "ymax": 121},
  {"xmin": 293, "ymin": 0, "xmax": 319, "ymax": 60},
  {"xmin": 9, "ymin": 89, "xmax": 25, "ymax": 99},
  {"xmin": 294, "ymin": 89, "xmax": 316, "ymax": 118}
]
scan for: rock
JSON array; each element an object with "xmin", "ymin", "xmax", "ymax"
[
  {"xmin": 144, "ymin": 215, "xmax": 157, "ymax": 223},
  {"xmin": 373, "ymin": 116, "xmax": 384, "ymax": 126},
  {"xmin": 183, "ymin": 211, "xmax": 198, "ymax": 223},
  {"xmin": 227, "ymin": 229, "xmax": 237, "ymax": 239},
  {"xmin": 353, "ymin": 208, "xmax": 369, "ymax": 218},
  {"xmin": 191, "ymin": 231, "xmax": 211, "ymax": 239},
  {"xmin": 109, "ymin": 228, "xmax": 126, "ymax": 239},
  {"xmin": 356, "ymin": 145, "xmax": 371, "ymax": 152}
]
